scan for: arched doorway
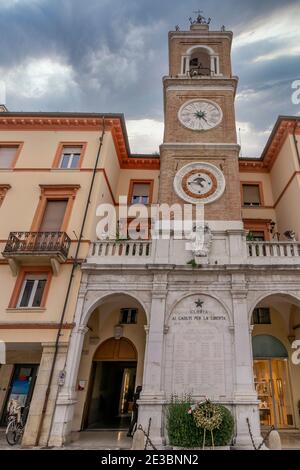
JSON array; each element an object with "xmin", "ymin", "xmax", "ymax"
[
  {"xmin": 84, "ymin": 338, "xmax": 137, "ymax": 429},
  {"xmin": 251, "ymin": 293, "xmax": 300, "ymax": 429},
  {"xmin": 253, "ymin": 335, "xmax": 293, "ymax": 428}
]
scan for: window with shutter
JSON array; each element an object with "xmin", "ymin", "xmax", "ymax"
[
  {"xmin": 0, "ymin": 146, "xmax": 19, "ymax": 168},
  {"xmin": 59, "ymin": 146, "xmax": 82, "ymax": 169},
  {"xmin": 131, "ymin": 183, "xmax": 151, "ymax": 204},
  {"xmin": 16, "ymin": 273, "xmax": 49, "ymax": 308},
  {"xmin": 39, "ymin": 200, "xmax": 68, "ymax": 232},
  {"xmin": 242, "ymin": 184, "xmax": 261, "ymax": 206}
]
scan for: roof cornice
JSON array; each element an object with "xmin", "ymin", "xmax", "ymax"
[
  {"xmin": 239, "ymin": 116, "xmax": 300, "ymax": 173},
  {"xmin": 0, "ymin": 112, "xmax": 160, "ymax": 170}
]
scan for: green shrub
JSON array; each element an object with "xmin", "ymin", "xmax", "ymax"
[{"xmin": 166, "ymin": 396, "xmax": 234, "ymax": 448}]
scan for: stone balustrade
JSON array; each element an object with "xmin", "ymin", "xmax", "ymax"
[
  {"xmin": 86, "ymin": 239, "xmax": 300, "ymax": 266},
  {"xmin": 88, "ymin": 240, "xmax": 152, "ymax": 264},
  {"xmin": 247, "ymin": 241, "xmax": 300, "ymax": 264}
]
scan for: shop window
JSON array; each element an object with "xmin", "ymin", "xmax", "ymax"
[
  {"xmin": 252, "ymin": 308, "xmax": 271, "ymax": 325},
  {"xmin": 120, "ymin": 308, "xmax": 138, "ymax": 324},
  {"xmin": 242, "ymin": 184, "xmax": 261, "ymax": 206}
]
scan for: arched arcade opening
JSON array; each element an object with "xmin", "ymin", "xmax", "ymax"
[
  {"xmin": 251, "ymin": 293, "xmax": 300, "ymax": 430},
  {"xmin": 71, "ymin": 293, "xmax": 147, "ymax": 432}
]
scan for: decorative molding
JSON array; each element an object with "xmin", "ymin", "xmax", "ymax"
[
  {"xmin": 167, "ymin": 85, "xmax": 235, "ymax": 92},
  {"xmin": 31, "ymin": 184, "xmax": 81, "ymax": 232},
  {"xmin": 0, "ymin": 322, "xmax": 74, "ymax": 329},
  {"xmin": 0, "ymin": 184, "xmax": 11, "ymax": 206},
  {"xmin": 76, "ymin": 325, "xmax": 90, "ymax": 335},
  {"xmin": 239, "ymin": 119, "xmax": 300, "ymax": 172},
  {"xmin": 170, "ymin": 34, "xmax": 232, "ymax": 41},
  {"xmin": 0, "ymin": 115, "xmax": 160, "ymax": 170},
  {"xmin": 161, "ymin": 142, "xmax": 239, "ymax": 150}
]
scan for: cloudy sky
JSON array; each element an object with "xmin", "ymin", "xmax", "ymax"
[{"xmin": 0, "ymin": 0, "xmax": 299, "ymax": 157}]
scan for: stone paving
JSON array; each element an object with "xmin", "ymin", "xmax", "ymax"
[{"xmin": 0, "ymin": 428, "xmax": 300, "ymax": 451}]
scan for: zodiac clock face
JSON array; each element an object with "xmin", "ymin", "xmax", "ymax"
[
  {"xmin": 178, "ymin": 99, "xmax": 223, "ymax": 131},
  {"xmin": 173, "ymin": 162, "xmax": 226, "ymax": 204}
]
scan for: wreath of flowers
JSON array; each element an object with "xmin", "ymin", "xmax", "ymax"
[
  {"xmin": 192, "ymin": 400, "xmax": 223, "ymax": 432},
  {"xmin": 188, "ymin": 399, "xmax": 223, "ymax": 448}
]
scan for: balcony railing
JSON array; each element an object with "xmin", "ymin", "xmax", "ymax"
[
  {"xmin": 2, "ymin": 231, "xmax": 71, "ymax": 260},
  {"xmin": 189, "ymin": 66, "xmax": 211, "ymax": 77},
  {"xmin": 90, "ymin": 240, "xmax": 152, "ymax": 258},
  {"xmin": 247, "ymin": 241, "xmax": 300, "ymax": 260}
]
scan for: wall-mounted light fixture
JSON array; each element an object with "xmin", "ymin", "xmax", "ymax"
[{"xmin": 284, "ymin": 230, "xmax": 296, "ymax": 241}]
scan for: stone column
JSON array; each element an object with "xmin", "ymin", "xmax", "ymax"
[
  {"xmin": 231, "ymin": 281, "xmax": 262, "ymax": 449},
  {"xmin": 48, "ymin": 325, "xmax": 89, "ymax": 446},
  {"xmin": 138, "ymin": 272, "xmax": 168, "ymax": 447},
  {"xmin": 48, "ymin": 276, "xmax": 89, "ymax": 447},
  {"xmin": 22, "ymin": 342, "xmax": 68, "ymax": 447}
]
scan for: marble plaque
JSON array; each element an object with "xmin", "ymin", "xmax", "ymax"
[{"xmin": 165, "ymin": 295, "xmax": 230, "ymax": 398}]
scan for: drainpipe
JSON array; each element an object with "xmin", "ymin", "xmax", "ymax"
[
  {"xmin": 34, "ymin": 118, "xmax": 106, "ymax": 446},
  {"xmin": 293, "ymin": 120, "xmax": 300, "ymax": 168}
]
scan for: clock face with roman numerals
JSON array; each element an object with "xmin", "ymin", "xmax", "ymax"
[{"xmin": 178, "ymin": 99, "xmax": 223, "ymax": 131}]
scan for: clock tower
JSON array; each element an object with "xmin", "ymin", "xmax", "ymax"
[{"xmin": 159, "ymin": 14, "xmax": 242, "ymax": 221}]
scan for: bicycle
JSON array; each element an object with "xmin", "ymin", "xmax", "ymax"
[{"xmin": 5, "ymin": 400, "xmax": 28, "ymax": 446}]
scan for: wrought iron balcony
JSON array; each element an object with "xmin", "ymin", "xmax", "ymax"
[{"xmin": 2, "ymin": 231, "xmax": 71, "ymax": 262}]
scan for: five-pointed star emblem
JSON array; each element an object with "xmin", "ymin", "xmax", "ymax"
[{"xmin": 195, "ymin": 299, "xmax": 204, "ymax": 308}]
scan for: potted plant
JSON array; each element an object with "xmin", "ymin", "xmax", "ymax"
[{"xmin": 166, "ymin": 395, "xmax": 234, "ymax": 450}]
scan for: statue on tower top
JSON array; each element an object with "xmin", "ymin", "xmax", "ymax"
[{"xmin": 189, "ymin": 10, "xmax": 211, "ymax": 26}]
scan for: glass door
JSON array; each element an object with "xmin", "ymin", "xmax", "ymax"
[
  {"xmin": 271, "ymin": 359, "xmax": 294, "ymax": 427},
  {"xmin": 254, "ymin": 359, "xmax": 294, "ymax": 428},
  {"xmin": 0, "ymin": 364, "xmax": 38, "ymax": 425}
]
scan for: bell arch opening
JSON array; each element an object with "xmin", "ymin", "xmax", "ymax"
[
  {"xmin": 181, "ymin": 45, "xmax": 220, "ymax": 77},
  {"xmin": 189, "ymin": 48, "xmax": 211, "ymax": 76}
]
